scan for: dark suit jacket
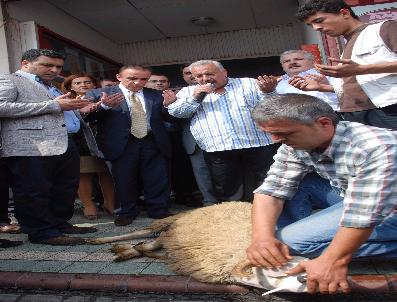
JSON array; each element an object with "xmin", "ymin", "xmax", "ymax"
[{"xmin": 86, "ymin": 86, "xmax": 171, "ymax": 161}]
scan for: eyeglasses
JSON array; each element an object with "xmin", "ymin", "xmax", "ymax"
[{"xmin": 148, "ymin": 80, "xmax": 168, "ymax": 83}]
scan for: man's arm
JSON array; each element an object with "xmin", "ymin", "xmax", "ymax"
[
  {"xmin": 166, "ymin": 87, "xmax": 201, "ymax": 118},
  {"xmin": 246, "ymin": 193, "xmax": 292, "ymax": 268},
  {"xmin": 0, "ymin": 77, "xmax": 61, "ymax": 117}
]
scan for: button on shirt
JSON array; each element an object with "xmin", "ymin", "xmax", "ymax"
[
  {"xmin": 16, "ymin": 70, "xmax": 80, "ymax": 133},
  {"xmin": 167, "ymin": 78, "xmax": 273, "ymax": 152},
  {"xmin": 276, "ymin": 69, "xmax": 339, "ymax": 111},
  {"xmin": 254, "ymin": 121, "xmax": 397, "ymax": 228}
]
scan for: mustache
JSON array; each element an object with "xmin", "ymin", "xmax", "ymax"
[{"xmin": 288, "ymin": 63, "xmax": 301, "ymax": 68}]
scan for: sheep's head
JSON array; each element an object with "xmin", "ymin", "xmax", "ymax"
[{"xmin": 231, "ymin": 256, "xmax": 308, "ymax": 293}]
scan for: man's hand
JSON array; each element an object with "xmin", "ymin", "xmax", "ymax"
[
  {"xmin": 256, "ymin": 75, "xmax": 279, "ymax": 93},
  {"xmin": 192, "ymin": 83, "xmax": 214, "ymax": 100},
  {"xmin": 288, "ymin": 75, "xmax": 334, "ymax": 92},
  {"xmin": 100, "ymin": 92, "xmax": 124, "ymax": 107},
  {"xmin": 162, "ymin": 89, "xmax": 177, "ymax": 106},
  {"xmin": 314, "ymin": 58, "xmax": 363, "ymax": 78},
  {"xmin": 246, "ymin": 237, "xmax": 292, "ymax": 268},
  {"xmin": 79, "ymin": 101, "xmax": 101, "ymax": 114},
  {"xmin": 56, "ymin": 92, "xmax": 91, "ymax": 111},
  {"xmin": 287, "ymin": 255, "xmax": 350, "ymax": 294}
]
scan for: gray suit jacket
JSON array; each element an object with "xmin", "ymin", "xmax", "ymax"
[
  {"xmin": 0, "ymin": 72, "xmax": 67, "ymax": 157},
  {"xmin": 181, "ymin": 119, "xmax": 198, "ymax": 155}
]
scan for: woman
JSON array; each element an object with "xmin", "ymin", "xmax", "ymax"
[{"xmin": 62, "ymin": 73, "xmax": 116, "ymax": 219}]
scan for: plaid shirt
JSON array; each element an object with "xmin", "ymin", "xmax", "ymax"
[{"xmin": 255, "ymin": 121, "xmax": 397, "ymax": 228}]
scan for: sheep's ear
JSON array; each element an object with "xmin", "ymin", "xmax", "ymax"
[{"xmin": 231, "ymin": 260, "xmax": 254, "ymax": 278}]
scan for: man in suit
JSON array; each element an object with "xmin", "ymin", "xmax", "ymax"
[
  {"xmin": 86, "ymin": 65, "xmax": 172, "ymax": 226},
  {"xmin": 0, "ymin": 49, "xmax": 100, "ymax": 245}
]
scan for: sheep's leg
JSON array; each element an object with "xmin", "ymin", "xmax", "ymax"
[
  {"xmin": 88, "ymin": 228, "xmax": 157, "ymax": 244},
  {"xmin": 141, "ymin": 250, "xmax": 167, "ymax": 260},
  {"xmin": 133, "ymin": 239, "xmax": 166, "ymax": 259},
  {"xmin": 110, "ymin": 243, "xmax": 135, "ymax": 253},
  {"xmin": 114, "ymin": 248, "xmax": 143, "ymax": 262}
]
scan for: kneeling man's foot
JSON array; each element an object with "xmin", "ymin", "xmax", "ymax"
[
  {"xmin": 31, "ymin": 236, "xmax": 86, "ymax": 246},
  {"xmin": 0, "ymin": 239, "xmax": 23, "ymax": 248},
  {"xmin": 60, "ymin": 226, "xmax": 98, "ymax": 234}
]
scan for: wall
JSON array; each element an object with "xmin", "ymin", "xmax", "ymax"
[
  {"xmin": 120, "ymin": 23, "xmax": 304, "ymax": 66},
  {"xmin": 5, "ymin": 0, "xmax": 120, "ymax": 65},
  {"xmin": 0, "ymin": 3, "xmax": 10, "ymax": 73}
]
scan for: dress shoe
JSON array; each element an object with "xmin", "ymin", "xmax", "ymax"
[
  {"xmin": 0, "ymin": 223, "xmax": 22, "ymax": 234},
  {"xmin": 31, "ymin": 235, "xmax": 86, "ymax": 246},
  {"xmin": 60, "ymin": 225, "xmax": 98, "ymax": 234},
  {"xmin": 0, "ymin": 239, "xmax": 23, "ymax": 248},
  {"xmin": 114, "ymin": 216, "xmax": 135, "ymax": 226},
  {"xmin": 148, "ymin": 211, "xmax": 172, "ymax": 219}
]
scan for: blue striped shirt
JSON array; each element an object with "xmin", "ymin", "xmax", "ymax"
[{"xmin": 167, "ymin": 78, "xmax": 273, "ymax": 152}]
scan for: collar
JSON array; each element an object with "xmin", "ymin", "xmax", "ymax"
[
  {"xmin": 16, "ymin": 70, "xmax": 40, "ymax": 82},
  {"xmin": 282, "ymin": 68, "xmax": 318, "ymax": 81},
  {"xmin": 16, "ymin": 70, "xmax": 54, "ymax": 87},
  {"xmin": 119, "ymin": 83, "xmax": 143, "ymax": 96},
  {"xmin": 344, "ymin": 23, "xmax": 368, "ymax": 41}
]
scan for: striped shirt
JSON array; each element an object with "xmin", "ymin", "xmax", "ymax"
[
  {"xmin": 167, "ymin": 78, "xmax": 273, "ymax": 152},
  {"xmin": 255, "ymin": 121, "xmax": 397, "ymax": 228}
]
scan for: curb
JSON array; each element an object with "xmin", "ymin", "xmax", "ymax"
[{"xmin": 0, "ymin": 272, "xmax": 395, "ymax": 293}]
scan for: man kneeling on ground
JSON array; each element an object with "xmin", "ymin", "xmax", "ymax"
[{"xmin": 247, "ymin": 93, "xmax": 397, "ymax": 294}]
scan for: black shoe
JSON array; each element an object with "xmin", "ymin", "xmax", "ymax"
[
  {"xmin": 114, "ymin": 216, "xmax": 135, "ymax": 226},
  {"xmin": 31, "ymin": 235, "xmax": 86, "ymax": 246},
  {"xmin": 60, "ymin": 225, "xmax": 98, "ymax": 234},
  {"xmin": 0, "ymin": 239, "xmax": 23, "ymax": 248},
  {"xmin": 148, "ymin": 211, "xmax": 172, "ymax": 219}
]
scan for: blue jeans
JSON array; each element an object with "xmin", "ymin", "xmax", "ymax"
[{"xmin": 276, "ymin": 173, "xmax": 397, "ymax": 259}]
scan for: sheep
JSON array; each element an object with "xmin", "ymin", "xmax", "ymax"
[{"xmin": 88, "ymin": 201, "xmax": 307, "ymax": 292}]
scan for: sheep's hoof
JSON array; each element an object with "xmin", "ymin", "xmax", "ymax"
[
  {"xmin": 110, "ymin": 243, "xmax": 134, "ymax": 253},
  {"xmin": 114, "ymin": 248, "xmax": 142, "ymax": 262}
]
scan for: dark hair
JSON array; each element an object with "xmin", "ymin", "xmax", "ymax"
[
  {"xmin": 180, "ymin": 63, "xmax": 191, "ymax": 72},
  {"xmin": 61, "ymin": 73, "xmax": 98, "ymax": 98},
  {"xmin": 296, "ymin": 0, "xmax": 359, "ymax": 21},
  {"xmin": 21, "ymin": 49, "xmax": 65, "ymax": 62},
  {"xmin": 252, "ymin": 93, "xmax": 340, "ymax": 125},
  {"xmin": 118, "ymin": 65, "xmax": 152, "ymax": 74}
]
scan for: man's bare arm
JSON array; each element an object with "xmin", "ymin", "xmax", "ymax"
[{"xmin": 246, "ymin": 193, "xmax": 292, "ymax": 268}]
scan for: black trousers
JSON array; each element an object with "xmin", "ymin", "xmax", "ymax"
[
  {"xmin": 111, "ymin": 134, "xmax": 170, "ymax": 218},
  {"xmin": 342, "ymin": 103, "xmax": 397, "ymax": 130},
  {"xmin": 0, "ymin": 159, "xmax": 11, "ymax": 224},
  {"xmin": 203, "ymin": 144, "xmax": 280, "ymax": 202},
  {"xmin": 6, "ymin": 138, "xmax": 79, "ymax": 241}
]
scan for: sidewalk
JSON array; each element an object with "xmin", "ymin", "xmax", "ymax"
[{"xmin": 0, "ymin": 202, "xmax": 396, "ymax": 294}]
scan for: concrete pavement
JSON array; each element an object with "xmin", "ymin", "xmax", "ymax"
[{"xmin": 0, "ymin": 201, "xmax": 396, "ymax": 295}]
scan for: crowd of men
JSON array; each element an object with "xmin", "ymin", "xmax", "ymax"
[{"xmin": 0, "ymin": 0, "xmax": 396, "ymax": 295}]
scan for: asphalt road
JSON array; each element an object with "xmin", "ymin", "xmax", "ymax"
[{"xmin": 0, "ymin": 289, "xmax": 396, "ymax": 302}]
